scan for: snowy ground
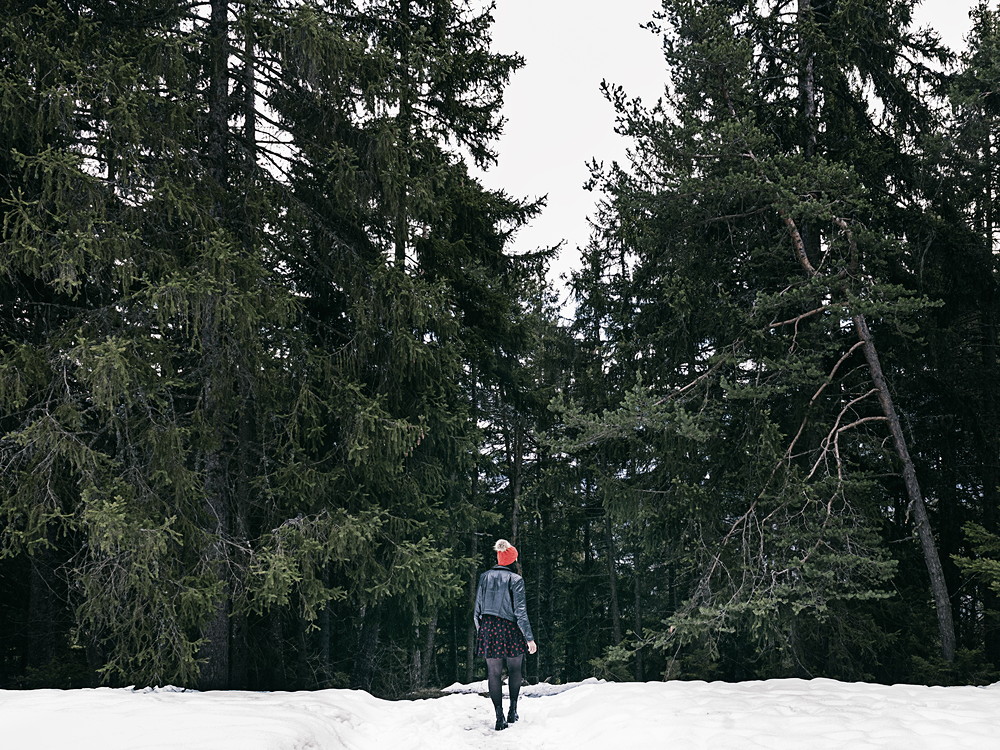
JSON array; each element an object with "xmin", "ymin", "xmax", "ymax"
[{"xmin": 2, "ymin": 676, "xmax": 998, "ymax": 749}]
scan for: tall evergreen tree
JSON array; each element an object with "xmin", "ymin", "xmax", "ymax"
[
  {"xmin": 0, "ymin": 0, "xmax": 535, "ymax": 691},
  {"xmin": 569, "ymin": 0, "xmax": 959, "ymax": 679}
]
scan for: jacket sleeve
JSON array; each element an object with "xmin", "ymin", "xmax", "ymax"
[{"xmin": 511, "ymin": 575, "xmax": 534, "ymax": 642}]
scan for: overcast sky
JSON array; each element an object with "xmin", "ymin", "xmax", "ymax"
[{"xmin": 473, "ymin": 0, "xmax": 980, "ymax": 299}]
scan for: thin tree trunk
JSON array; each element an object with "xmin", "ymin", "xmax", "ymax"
[
  {"xmin": 987, "ymin": 128, "xmax": 994, "ymax": 249},
  {"xmin": 267, "ymin": 609, "xmax": 287, "ymax": 687},
  {"xmin": 465, "ymin": 543, "xmax": 478, "ymax": 683},
  {"xmin": 450, "ymin": 605, "xmax": 460, "ymax": 685},
  {"xmin": 408, "ymin": 630, "xmax": 421, "ymax": 692},
  {"xmin": 419, "ymin": 608, "xmax": 438, "ymax": 688},
  {"xmin": 352, "ymin": 602, "xmax": 383, "ymax": 691},
  {"xmin": 797, "ymin": 0, "xmax": 817, "ymax": 162},
  {"xmin": 538, "ymin": 502, "xmax": 553, "ymax": 682},
  {"xmin": 510, "ymin": 419, "xmax": 523, "ymax": 545},
  {"xmin": 465, "ymin": 371, "xmax": 480, "ymax": 683},
  {"xmin": 633, "ymin": 562, "xmax": 644, "ymax": 681},
  {"xmin": 394, "ymin": 0, "xmax": 411, "ymax": 268},
  {"xmin": 27, "ymin": 553, "xmax": 55, "ymax": 672},
  {"xmin": 853, "ymin": 314, "xmax": 956, "ymax": 662},
  {"xmin": 318, "ymin": 601, "xmax": 332, "ymax": 688},
  {"xmin": 797, "ymin": 0, "xmax": 821, "ymax": 267},
  {"xmin": 603, "ymin": 512, "xmax": 622, "ymax": 645}
]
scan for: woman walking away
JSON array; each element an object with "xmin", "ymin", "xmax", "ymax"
[{"xmin": 474, "ymin": 539, "xmax": 537, "ymax": 731}]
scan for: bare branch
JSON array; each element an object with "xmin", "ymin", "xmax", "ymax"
[
  {"xmin": 807, "ymin": 388, "xmax": 880, "ymax": 480},
  {"xmin": 768, "ymin": 304, "xmax": 832, "ymax": 329}
]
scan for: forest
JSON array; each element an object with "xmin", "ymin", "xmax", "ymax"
[{"xmin": 2, "ymin": 0, "xmax": 1000, "ymax": 695}]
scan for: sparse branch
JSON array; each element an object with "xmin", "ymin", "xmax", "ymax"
[
  {"xmin": 768, "ymin": 304, "xmax": 832, "ymax": 329},
  {"xmin": 783, "ymin": 339, "xmax": 866, "ymax": 462},
  {"xmin": 807, "ymin": 388, "xmax": 879, "ymax": 480}
]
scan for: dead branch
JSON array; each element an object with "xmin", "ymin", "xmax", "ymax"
[
  {"xmin": 807, "ymin": 388, "xmax": 879, "ymax": 480},
  {"xmin": 783, "ymin": 339, "xmax": 866, "ymax": 462},
  {"xmin": 768, "ymin": 304, "xmax": 832, "ymax": 329}
]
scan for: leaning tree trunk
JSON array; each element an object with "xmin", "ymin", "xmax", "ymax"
[
  {"xmin": 853, "ymin": 313, "xmax": 956, "ymax": 662},
  {"xmin": 784, "ymin": 213, "xmax": 957, "ymax": 662}
]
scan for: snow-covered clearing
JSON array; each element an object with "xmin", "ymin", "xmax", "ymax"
[{"xmin": 2, "ymin": 676, "xmax": 997, "ymax": 749}]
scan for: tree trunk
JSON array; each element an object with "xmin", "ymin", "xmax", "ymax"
[
  {"xmin": 465, "ymin": 372, "xmax": 480, "ymax": 683},
  {"xmin": 540, "ymin": 503, "xmax": 555, "ymax": 681},
  {"xmin": 980, "ymin": 285, "xmax": 1000, "ymax": 662},
  {"xmin": 797, "ymin": 0, "xmax": 821, "ymax": 267},
  {"xmin": 449, "ymin": 605, "xmax": 460, "ymax": 685},
  {"xmin": 394, "ymin": 0, "xmax": 412, "ymax": 268},
  {"xmin": 465, "ymin": 553, "xmax": 478, "ymax": 683},
  {"xmin": 408, "ymin": 631, "xmax": 421, "ymax": 692},
  {"xmin": 27, "ymin": 553, "xmax": 55, "ymax": 673},
  {"xmin": 268, "ymin": 609, "xmax": 286, "ymax": 686},
  {"xmin": 509, "ymin": 419, "xmax": 524, "ymax": 545},
  {"xmin": 603, "ymin": 512, "xmax": 622, "ymax": 645},
  {"xmin": 633, "ymin": 563, "xmax": 644, "ymax": 681},
  {"xmin": 352, "ymin": 602, "xmax": 383, "ymax": 691},
  {"xmin": 420, "ymin": 608, "xmax": 438, "ymax": 688},
  {"xmin": 198, "ymin": 0, "xmax": 232, "ymax": 690},
  {"xmin": 853, "ymin": 314, "xmax": 956, "ymax": 662},
  {"xmin": 318, "ymin": 599, "xmax": 333, "ymax": 688}
]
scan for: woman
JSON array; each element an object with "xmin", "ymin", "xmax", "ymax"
[{"xmin": 473, "ymin": 539, "xmax": 538, "ymax": 731}]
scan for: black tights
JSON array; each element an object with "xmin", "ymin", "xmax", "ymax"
[{"xmin": 486, "ymin": 655, "xmax": 522, "ymax": 712}]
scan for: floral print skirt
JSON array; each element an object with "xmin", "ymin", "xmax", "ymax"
[{"xmin": 475, "ymin": 613, "xmax": 528, "ymax": 659}]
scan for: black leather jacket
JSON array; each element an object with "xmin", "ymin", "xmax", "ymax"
[{"xmin": 474, "ymin": 565, "xmax": 534, "ymax": 642}]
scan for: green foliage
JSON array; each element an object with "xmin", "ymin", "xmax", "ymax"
[
  {"xmin": 955, "ymin": 523, "xmax": 1000, "ymax": 595},
  {"xmin": 0, "ymin": 0, "xmax": 534, "ymax": 692},
  {"xmin": 562, "ymin": 0, "xmax": 971, "ymax": 683}
]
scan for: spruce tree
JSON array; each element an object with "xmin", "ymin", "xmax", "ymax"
[{"xmin": 0, "ymin": 0, "xmax": 536, "ymax": 691}]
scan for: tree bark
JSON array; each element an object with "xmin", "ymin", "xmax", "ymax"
[{"xmin": 853, "ymin": 314, "xmax": 956, "ymax": 662}]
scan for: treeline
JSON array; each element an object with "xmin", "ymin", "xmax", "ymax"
[{"xmin": 2, "ymin": 0, "xmax": 1000, "ymax": 695}]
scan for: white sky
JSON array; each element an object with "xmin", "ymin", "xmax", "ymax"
[{"xmin": 475, "ymin": 0, "xmax": 981, "ymax": 297}]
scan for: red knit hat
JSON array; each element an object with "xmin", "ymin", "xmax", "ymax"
[{"xmin": 495, "ymin": 539, "xmax": 518, "ymax": 566}]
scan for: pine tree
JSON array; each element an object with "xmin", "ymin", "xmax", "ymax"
[{"xmin": 568, "ymin": 0, "xmax": 958, "ymax": 678}]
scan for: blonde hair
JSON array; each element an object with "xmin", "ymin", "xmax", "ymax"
[{"xmin": 493, "ymin": 539, "xmax": 512, "ymax": 553}]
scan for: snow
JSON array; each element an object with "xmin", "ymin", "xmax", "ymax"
[{"xmin": 2, "ymin": 677, "xmax": 998, "ymax": 749}]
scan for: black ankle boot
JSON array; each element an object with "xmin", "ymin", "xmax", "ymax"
[
  {"xmin": 495, "ymin": 708, "xmax": 508, "ymax": 731},
  {"xmin": 507, "ymin": 704, "xmax": 518, "ymax": 724}
]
